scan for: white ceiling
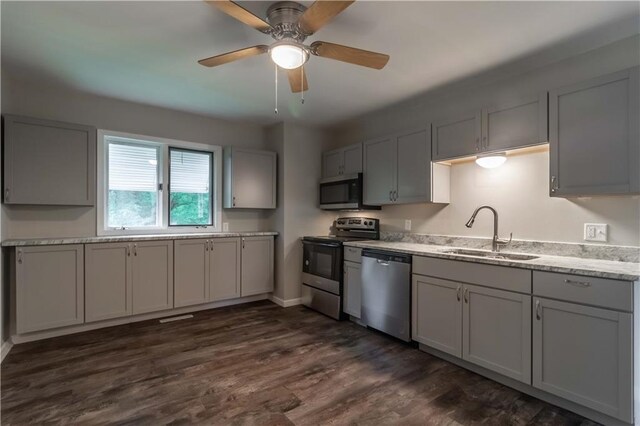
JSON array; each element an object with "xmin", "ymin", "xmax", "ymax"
[{"xmin": 2, "ymin": 1, "xmax": 639, "ymax": 126}]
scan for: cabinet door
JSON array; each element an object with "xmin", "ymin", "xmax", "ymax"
[
  {"xmin": 483, "ymin": 93, "xmax": 548, "ymax": 152},
  {"xmin": 550, "ymin": 67, "xmax": 639, "ymax": 196},
  {"xmin": 210, "ymin": 238, "xmax": 241, "ymax": 301},
  {"xmin": 532, "ymin": 298, "xmax": 632, "ymax": 422},
  {"xmin": 363, "ymin": 136, "xmax": 396, "ymax": 205},
  {"xmin": 227, "ymin": 148, "xmax": 277, "ymax": 208},
  {"xmin": 240, "ymin": 236, "xmax": 274, "ymax": 296},
  {"xmin": 343, "ymin": 261, "xmax": 362, "ymax": 318},
  {"xmin": 174, "ymin": 239, "xmax": 209, "ymax": 307},
  {"xmin": 412, "ymin": 275, "xmax": 462, "ymax": 357},
  {"xmin": 322, "ymin": 148, "xmax": 343, "ymax": 178},
  {"xmin": 15, "ymin": 245, "xmax": 84, "ymax": 333},
  {"xmin": 462, "ymin": 284, "xmax": 531, "ymax": 384},
  {"xmin": 3, "ymin": 115, "xmax": 96, "ymax": 206},
  {"xmin": 85, "ymin": 242, "xmax": 132, "ymax": 322},
  {"xmin": 396, "ymin": 128, "xmax": 430, "ymax": 203},
  {"xmin": 131, "ymin": 241, "xmax": 173, "ymax": 315},
  {"xmin": 432, "ymin": 111, "xmax": 481, "ymax": 161},
  {"xmin": 342, "ymin": 143, "xmax": 363, "ymax": 175}
]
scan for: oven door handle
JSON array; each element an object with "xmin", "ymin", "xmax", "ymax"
[{"xmin": 302, "ymin": 241, "xmax": 341, "ymax": 248}]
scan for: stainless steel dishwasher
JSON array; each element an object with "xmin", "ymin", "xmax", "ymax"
[{"xmin": 361, "ymin": 249, "xmax": 412, "ymax": 342}]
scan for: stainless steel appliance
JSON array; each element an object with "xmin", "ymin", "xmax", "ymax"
[
  {"xmin": 361, "ymin": 249, "xmax": 412, "ymax": 342},
  {"xmin": 301, "ymin": 217, "xmax": 379, "ymax": 319},
  {"xmin": 319, "ymin": 173, "xmax": 381, "ymax": 211}
]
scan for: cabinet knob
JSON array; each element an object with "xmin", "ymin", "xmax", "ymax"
[{"xmin": 4, "ymin": 188, "xmax": 9, "ymax": 201}]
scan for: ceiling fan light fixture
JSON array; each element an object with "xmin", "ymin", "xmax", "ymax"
[{"xmin": 270, "ymin": 41, "xmax": 308, "ymax": 69}]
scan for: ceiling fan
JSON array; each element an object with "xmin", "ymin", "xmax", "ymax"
[{"xmin": 199, "ymin": 0, "xmax": 390, "ymax": 93}]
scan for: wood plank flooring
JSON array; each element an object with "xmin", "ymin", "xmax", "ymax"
[{"xmin": 2, "ymin": 301, "xmax": 598, "ymax": 425}]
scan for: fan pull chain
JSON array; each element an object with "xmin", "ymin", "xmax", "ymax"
[
  {"xmin": 301, "ymin": 65, "xmax": 305, "ymax": 105},
  {"xmin": 274, "ymin": 64, "xmax": 279, "ymax": 115}
]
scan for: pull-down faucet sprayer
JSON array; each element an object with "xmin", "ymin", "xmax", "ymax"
[{"xmin": 465, "ymin": 205, "xmax": 512, "ymax": 252}]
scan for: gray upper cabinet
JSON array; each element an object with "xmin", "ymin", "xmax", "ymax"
[
  {"xmin": 550, "ymin": 67, "xmax": 639, "ymax": 196},
  {"xmin": 363, "ymin": 127, "xmax": 450, "ymax": 206},
  {"xmin": 321, "ymin": 142, "xmax": 362, "ymax": 178},
  {"xmin": 210, "ymin": 237, "xmax": 241, "ymax": 301},
  {"xmin": 412, "ymin": 275, "xmax": 462, "ymax": 357},
  {"xmin": 532, "ymin": 297, "xmax": 633, "ymax": 422},
  {"xmin": 15, "ymin": 245, "xmax": 84, "ymax": 333},
  {"xmin": 432, "ymin": 111, "xmax": 481, "ymax": 161},
  {"xmin": 482, "ymin": 93, "xmax": 548, "ymax": 153},
  {"xmin": 240, "ymin": 236, "xmax": 274, "ymax": 297},
  {"xmin": 462, "ymin": 284, "xmax": 531, "ymax": 384},
  {"xmin": 3, "ymin": 114, "xmax": 96, "ymax": 206},
  {"xmin": 131, "ymin": 240, "xmax": 173, "ymax": 315},
  {"xmin": 224, "ymin": 147, "xmax": 277, "ymax": 209}
]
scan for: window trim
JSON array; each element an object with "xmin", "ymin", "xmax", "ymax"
[
  {"xmin": 168, "ymin": 147, "xmax": 214, "ymax": 227},
  {"xmin": 97, "ymin": 130, "xmax": 222, "ymax": 236}
]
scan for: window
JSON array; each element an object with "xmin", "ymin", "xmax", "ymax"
[
  {"xmin": 97, "ymin": 131, "xmax": 221, "ymax": 235},
  {"xmin": 169, "ymin": 148, "xmax": 212, "ymax": 226}
]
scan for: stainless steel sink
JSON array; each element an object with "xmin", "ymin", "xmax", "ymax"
[{"xmin": 443, "ymin": 248, "xmax": 539, "ymax": 261}]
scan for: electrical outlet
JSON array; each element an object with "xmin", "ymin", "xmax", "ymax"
[
  {"xmin": 223, "ymin": 222, "xmax": 229, "ymax": 232},
  {"xmin": 404, "ymin": 220, "xmax": 412, "ymax": 231},
  {"xmin": 584, "ymin": 223, "xmax": 607, "ymax": 242}
]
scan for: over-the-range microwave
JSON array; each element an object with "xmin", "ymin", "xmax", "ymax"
[{"xmin": 318, "ymin": 173, "xmax": 381, "ymax": 211}]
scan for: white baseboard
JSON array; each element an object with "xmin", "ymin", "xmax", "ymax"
[
  {"xmin": 1, "ymin": 339, "xmax": 13, "ymax": 363},
  {"xmin": 269, "ymin": 295, "xmax": 302, "ymax": 307}
]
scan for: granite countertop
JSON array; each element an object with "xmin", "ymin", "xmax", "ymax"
[
  {"xmin": 344, "ymin": 240, "xmax": 640, "ymax": 281},
  {"xmin": 2, "ymin": 231, "xmax": 279, "ymax": 247}
]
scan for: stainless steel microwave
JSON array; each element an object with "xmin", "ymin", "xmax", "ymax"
[{"xmin": 318, "ymin": 173, "xmax": 381, "ymax": 211}]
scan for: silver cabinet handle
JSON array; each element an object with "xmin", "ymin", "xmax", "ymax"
[
  {"xmin": 133, "ymin": 244, "xmax": 137, "ymax": 256},
  {"xmin": 535, "ymin": 300, "xmax": 542, "ymax": 320},
  {"xmin": 233, "ymin": 196, "xmax": 236, "ymax": 207},
  {"xmin": 127, "ymin": 245, "xmax": 131, "ymax": 257},
  {"xmin": 17, "ymin": 249, "xmax": 23, "ymax": 264},
  {"xmin": 463, "ymin": 287, "xmax": 469, "ymax": 303},
  {"xmin": 389, "ymin": 190, "xmax": 392, "ymax": 201},
  {"xmin": 5, "ymin": 188, "xmax": 9, "ymax": 201},
  {"xmin": 394, "ymin": 190, "xmax": 398, "ymax": 201},
  {"xmin": 475, "ymin": 137, "xmax": 480, "ymax": 151},
  {"xmin": 376, "ymin": 259, "xmax": 389, "ymax": 266},
  {"xmin": 242, "ymin": 238, "xmax": 245, "ymax": 249},
  {"xmin": 209, "ymin": 240, "xmax": 213, "ymax": 251},
  {"xmin": 550, "ymin": 176, "xmax": 558, "ymax": 193},
  {"xmin": 564, "ymin": 279, "xmax": 591, "ymax": 288},
  {"xmin": 482, "ymin": 135, "xmax": 488, "ymax": 148},
  {"xmin": 456, "ymin": 285, "xmax": 461, "ymax": 302},
  {"xmin": 205, "ymin": 240, "xmax": 209, "ymax": 251}
]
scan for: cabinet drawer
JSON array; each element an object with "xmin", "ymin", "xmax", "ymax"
[
  {"xmin": 533, "ymin": 271, "xmax": 632, "ymax": 312},
  {"xmin": 413, "ymin": 256, "xmax": 531, "ymax": 293},
  {"xmin": 344, "ymin": 246, "xmax": 362, "ymax": 263}
]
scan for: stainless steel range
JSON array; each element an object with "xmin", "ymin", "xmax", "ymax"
[{"xmin": 301, "ymin": 217, "xmax": 379, "ymax": 319}]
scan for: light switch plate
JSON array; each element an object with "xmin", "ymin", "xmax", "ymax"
[
  {"xmin": 223, "ymin": 222, "xmax": 229, "ymax": 232},
  {"xmin": 584, "ymin": 223, "xmax": 607, "ymax": 242},
  {"xmin": 404, "ymin": 220, "xmax": 412, "ymax": 231}
]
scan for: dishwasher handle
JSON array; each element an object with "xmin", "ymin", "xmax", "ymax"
[{"xmin": 362, "ymin": 249, "xmax": 411, "ymax": 264}]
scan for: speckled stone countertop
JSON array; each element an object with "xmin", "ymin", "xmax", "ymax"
[
  {"xmin": 1, "ymin": 231, "xmax": 278, "ymax": 247},
  {"xmin": 344, "ymin": 240, "xmax": 640, "ymax": 281}
]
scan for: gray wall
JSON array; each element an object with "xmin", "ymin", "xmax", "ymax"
[
  {"xmin": 329, "ymin": 35, "xmax": 640, "ymax": 247},
  {"xmin": 1, "ymin": 72, "xmax": 272, "ymax": 239}
]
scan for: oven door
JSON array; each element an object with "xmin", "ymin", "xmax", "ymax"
[
  {"xmin": 319, "ymin": 174, "xmax": 361, "ymax": 210},
  {"xmin": 302, "ymin": 240, "xmax": 342, "ymax": 284}
]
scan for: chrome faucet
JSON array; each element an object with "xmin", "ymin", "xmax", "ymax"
[{"xmin": 465, "ymin": 205, "xmax": 512, "ymax": 252}]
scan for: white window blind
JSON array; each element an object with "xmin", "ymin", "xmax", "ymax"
[
  {"xmin": 170, "ymin": 149, "xmax": 211, "ymax": 193},
  {"xmin": 108, "ymin": 142, "xmax": 159, "ymax": 192}
]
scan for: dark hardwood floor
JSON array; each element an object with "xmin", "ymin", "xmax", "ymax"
[{"xmin": 2, "ymin": 301, "xmax": 598, "ymax": 425}]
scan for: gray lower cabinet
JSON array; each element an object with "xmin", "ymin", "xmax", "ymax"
[
  {"xmin": 343, "ymin": 260, "xmax": 362, "ymax": 318},
  {"xmin": 15, "ymin": 245, "xmax": 84, "ymax": 333},
  {"xmin": 532, "ymin": 297, "xmax": 633, "ymax": 423},
  {"xmin": 86, "ymin": 240, "xmax": 173, "ymax": 322},
  {"xmin": 85, "ymin": 242, "xmax": 132, "ymax": 322},
  {"xmin": 412, "ymin": 275, "xmax": 462, "ymax": 357},
  {"xmin": 210, "ymin": 238, "xmax": 241, "ymax": 301},
  {"xmin": 174, "ymin": 237, "xmax": 242, "ymax": 306},
  {"xmin": 462, "ymin": 284, "xmax": 531, "ymax": 384},
  {"xmin": 240, "ymin": 236, "xmax": 274, "ymax": 296},
  {"xmin": 432, "ymin": 111, "xmax": 481, "ymax": 161},
  {"xmin": 174, "ymin": 239, "xmax": 209, "ymax": 307},
  {"xmin": 224, "ymin": 147, "xmax": 277, "ymax": 209},
  {"xmin": 3, "ymin": 114, "xmax": 96, "ymax": 206},
  {"xmin": 131, "ymin": 241, "xmax": 173, "ymax": 315},
  {"xmin": 549, "ymin": 67, "xmax": 639, "ymax": 196}
]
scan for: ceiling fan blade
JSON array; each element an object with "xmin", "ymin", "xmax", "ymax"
[
  {"xmin": 297, "ymin": 0, "xmax": 355, "ymax": 35},
  {"xmin": 206, "ymin": 0, "xmax": 273, "ymax": 34},
  {"xmin": 310, "ymin": 41, "xmax": 389, "ymax": 70},
  {"xmin": 198, "ymin": 45, "xmax": 269, "ymax": 67},
  {"xmin": 287, "ymin": 67, "xmax": 309, "ymax": 93}
]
